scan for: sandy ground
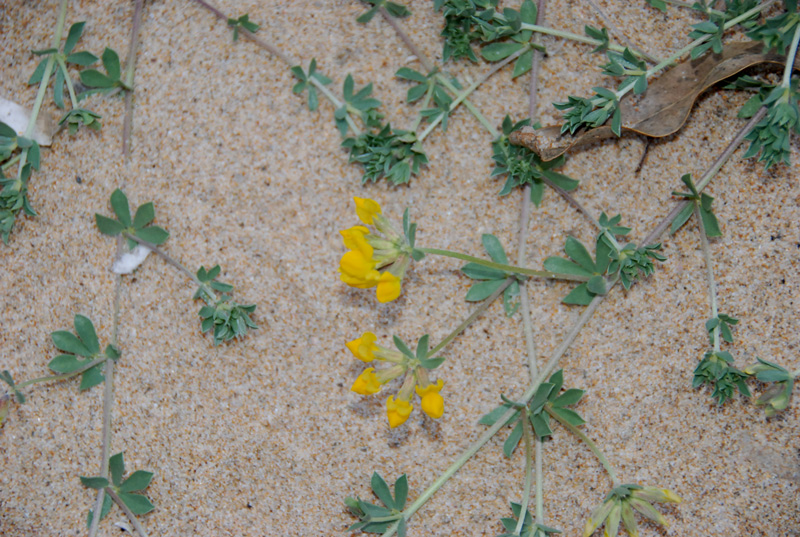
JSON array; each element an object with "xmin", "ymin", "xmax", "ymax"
[{"xmin": 1, "ymin": 0, "xmax": 798, "ymax": 535}]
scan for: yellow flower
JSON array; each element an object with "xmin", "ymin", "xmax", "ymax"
[
  {"xmin": 376, "ymin": 271, "xmax": 402, "ymax": 303},
  {"xmin": 351, "ymin": 368, "xmax": 382, "ymax": 395},
  {"xmin": 340, "ymin": 226, "xmax": 372, "ymax": 256},
  {"xmin": 354, "ymin": 197, "xmax": 382, "ymax": 225},
  {"xmin": 416, "ymin": 379, "xmax": 444, "ymax": 419},
  {"xmin": 346, "ymin": 332, "xmax": 379, "ymax": 362},
  {"xmin": 339, "ymin": 250, "xmax": 380, "ymax": 288},
  {"xmin": 386, "ymin": 395, "xmax": 413, "ymax": 428}
]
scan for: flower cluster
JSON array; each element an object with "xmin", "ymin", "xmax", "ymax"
[
  {"xmin": 348, "ymin": 332, "xmax": 445, "ymax": 428},
  {"xmin": 339, "ymin": 197, "xmax": 415, "ymax": 303},
  {"xmin": 583, "ymin": 484, "xmax": 681, "ymax": 537}
]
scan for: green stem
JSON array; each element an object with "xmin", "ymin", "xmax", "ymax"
[
  {"xmin": 662, "ymin": 0, "xmax": 724, "ymax": 14},
  {"xmin": 409, "ymin": 85, "xmax": 435, "ymax": 133},
  {"xmin": 545, "ymin": 406, "xmax": 620, "ymax": 487},
  {"xmin": 419, "ymin": 47, "xmax": 529, "ymax": 141},
  {"xmin": 122, "ymin": 0, "xmax": 144, "ymax": 161},
  {"xmin": 516, "ymin": 411, "xmax": 535, "ymax": 535},
  {"xmin": 105, "ymin": 488, "xmax": 149, "ymax": 537},
  {"xmin": 122, "ymin": 232, "xmax": 219, "ymax": 302},
  {"xmin": 309, "ymin": 76, "xmax": 361, "ymax": 136},
  {"xmin": 535, "ymin": 437, "xmax": 544, "ymax": 522},
  {"xmin": 429, "ymin": 278, "xmax": 513, "ymax": 356},
  {"xmin": 695, "ymin": 205, "xmax": 720, "ymax": 352},
  {"xmin": 418, "ymin": 247, "xmax": 590, "ymax": 282},
  {"xmin": 518, "ymin": 22, "xmax": 643, "ymax": 56},
  {"xmin": 55, "ymin": 57, "xmax": 80, "ymax": 108},
  {"xmin": 434, "ymin": 74, "xmax": 498, "ymax": 137},
  {"xmin": 781, "ymin": 19, "xmax": 800, "ymax": 88},
  {"xmin": 2, "ymin": 154, "xmax": 20, "ymax": 171}
]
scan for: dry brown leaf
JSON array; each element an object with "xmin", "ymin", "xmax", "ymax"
[{"xmin": 510, "ymin": 41, "xmax": 800, "ymax": 161}]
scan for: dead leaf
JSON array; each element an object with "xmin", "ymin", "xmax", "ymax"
[
  {"xmin": 511, "ymin": 42, "xmax": 800, "ymax": 161},
  {"xmin": 0, "ymin": 96, "xmax": 55, "ymax": 146}
]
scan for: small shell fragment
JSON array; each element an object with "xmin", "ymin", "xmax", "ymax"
[{"xmin": 0, "ymin": 96, "xmax": 54, "ymax": 146}]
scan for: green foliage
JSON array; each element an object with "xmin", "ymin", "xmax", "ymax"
[
  {"xmin": 402, "ymin": 208, "xmax": 425, "ymax": 261},
  {"xmin": 544, "ymin": 234, "xmax": 612, "ymax": 305},
  {"xmin": 95, "ymin": 188, "xmax": 170, "ymax": 249},
  {"xmin": 82, "ymin": 451, "xmax": 155, "ymax": 527},
  {"xmin": 741, "ymin": 81, "xmax": 800, "ymax": 169},
  {"xmin": 554, "ymin": 86, "xmax": 621, "ymax": 136},
  {"xmin": 434, "ymin": 0, "xmax": 538, "ymax": 66},
  {"xmin": 79, "ymin": 47, "xmax": 130, "ymax": 96},
  {"xmin": 706, "ymin": 313, "xmax": 738, "ymax": 344},
  {"xmin": 585, "ymin": 25, "xmax": 610, "ymax": 53},
  {"xmin": 346, "ymin": 473, "xmax": 408, "ymax": 535},
  {"xmin": 492, "ymin": 116, "xmax": 578, "ymax": 205},
  {"xmin": 644, "ymin": 0, "xmax": 667, "ymax": 12},
  {"xmin": 0, "ymin": 370, "xmax": 26, "ymax": 405},
  {"xmin": 461, "ymin": 233, "xmax": 520, "ymax": 315},
  {"xmin": 47, "ymin": 315, "xmax": 119, "ymax": 391},
  {"xmin": 480, "ymin": 370, "xmax": 585, "ymax": 456},
  {"xmin": 693, "ymin": 350, "xmax": 751, "ymax": 405},
  {"xmin": 195, "ymin": 265, "xmax": 258, "ymax": 346},
  {"xmin": 357, "ymin": 0, "xmax": 411, "ymax": 23},
  {"xmin": 290, "ymin": 58, "xmax": 332, "ymax": 111},
  {"xmin": 747, "ymin": 2, "xmax": 800, "ymax": 55},
  {"xmin": 342, "ymin": 123, "xmax": 428, "ymax": 185},
  {"xmin": 391, "ymin": 334, "xmax": 445, "ymax": 369},
  {"xmin": 602, "ymin": 48, "xmax": 648, "ymax": 94},
  {"xmin": 744, "ymin": 357, "xmax": 795, "ymax": 416},
  {"xmin": 335, "ymin": 75, "xmax": 383, "ymax": 137},
  {"xmin": 670, "ymin": 173, "xmax": 722, "ymax": 237},
  {"xmin": 498, "ymin": 502, "xmax": 561, "ymax": 537},
  {"xmin": 227, "ymin": 13, "xmax": 260, "ymax": 41},
  {"xmin": 59, "ymin": 108, "xmax": 102, "ymax": 134}
]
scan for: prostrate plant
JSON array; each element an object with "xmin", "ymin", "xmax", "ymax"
[{"xmin": 95, "ymin": 189, "xmax": 258, "ymax": 346}]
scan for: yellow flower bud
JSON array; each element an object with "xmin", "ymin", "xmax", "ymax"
[
  {"xmin": 351, "ymin": 368, "xmax": 382, "ymax": 395},
  {"xmin": 416, "ymin": 379, "xmax": 444, "ymax": 419},
  {"xmin": 346, "ymin": 332, "xmax": 378, "ymax": 362},
  {"xmin": 353, "ymin": 197, "xmax": 382, "ymax": 225},
  {"xmin": 386, "ymin": 395, "xmax": 413, "ymax": 428}
]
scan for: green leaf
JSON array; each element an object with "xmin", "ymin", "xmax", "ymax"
[
  {"xmin": 479, "ymin": 403, "xmax": 518, "ymax": 426},
  {"xmin": 133, "ymin": 202, "xmax": 155, "ymax": 229},
  {"xmin": 95, "ymin": 214, "xmax": 125, "ymax": 236},
  {"xmin": 109, "ymin": 452, "xmax": 125, "ymax": 487},
  {"xmin": 395, "ymin": 67, "xmax": 427, "ymax": 83},
  {"xmin": 394, "ymin": 475, "xmax": 408, "ymax": 510},
  {"xmin": 465, "ymin": 279, "xmax": 505, "ymax": 301},
  {"xmin": 461, "ymin": 262, "xmax": 505, "ymax": 280},
  {"xmin": 481, "ymin": 42, "xmax": 525, "ymax": 62},
  {"xmin": 54, "ymin": 67, "xmax": 65, "ymax": 109},
  {"xmin": 543, "ymin": 257, "xmax": 592, "ymax": 277},
  {"xmin": 503, "ymin": 421, "xmax": 523, "ymax": 457},
  {"xmin": 28, "ymin": 59, "xmax": 49, "ymax": 85},
  {"xmin": 562, "ymin": 283, "xmax": 594, "ymax": 305},
  {"xmin": 48, "ymin": 354, "xmax": 90, "ymax": 373},
  {"xmin": 669, "ymin": 202, "xmax": 695, "ymax": 235},
  {"xmin": 110, "ymin": 189, "xmax": 131, "ymax": 227},
  {"xmin": 101, "ymin": 48, "xmax": 121, "ymax": 81},
  {"xmin": 66, "ymin": 51, "xmax": 98, "ymax": 66},
  {"xmin": 512, "ymin": 48, "xmax": 534, "ymax": 78},
  {"xmin": 86, "ymin": 494, "xmax": 112, "ymax": 529},
  {"xmin": 74, "ymin": 315, "xmax": 100, "ymax": 355},
  {"xmin": 135, "ymin": 226, "xmax": 169, "ymax": 245},
  {"xmin": 51, "ymin": 330, "xmax": 92, "ymax": 357},
  {"xmin": 530, "ymin": 412, "xmax": 553, "ymax": 440},
  {"xmin": 529, "ymin": 383, "xmax": 554, "ymax": 413},
  {"xmin": 418, "ymin": 356, "xmax": 445, "ymax": 369},
  {"xmin": 550, "ymin": 406, "xmax": 585, "ymax": 426},
  {"xmin": 118, "ymin": 492, "xmax": 155, "ymax": 515},
  {"xmin": 553, "ymin": 388, "xmax": 584, "ymax": 407},
  {"xmin": 80, "ymin": 69, "xmax": 114, "ymax": 88},
  {"xmin": 482, "ymin": 234, "xmax": 509, "ymax": 264},
  {"xmin": 415, "ymin": 334, "xmax": 430, "ymax": 360},
  {"xmin": 564, "ymin": 236, "xmax": 595, "ymax": 272},
  {"xmin": 392, "ymin": 336, "xmax": 415, "ymax": 360},
  {"xmin": 80, "ymin": 476, "xmax": 109, "ymax": 490},
  {"xmin": 64, "ymin": 22, "xmax": 86, "ymax": 55},
  {"xmin": 371, "ymin": 472, "xmax": 395, "ymax": 509},
  {"xmin": 79, "ymin": 364, "xmax": 105, "ymax": 391},
  {"xmin": 120, "ymin": 470, "xmax": 154, "ymax": 492},
  {"xmin": 586, "ymin": 275, "xmax": 607, "ymax": 295}
]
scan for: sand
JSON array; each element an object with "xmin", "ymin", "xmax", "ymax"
[{"xmin": 1, "ymin": 0, "xmax": 798, "ymax": 535}]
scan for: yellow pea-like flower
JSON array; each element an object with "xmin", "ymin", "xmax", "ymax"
[
  {"xmin": 375, "ymin": 271, "xmax": 402, "ymax": 303},
  {"xmin": 346, "ymin": 332, "xmax": 378, "ymax": 362},
  {"xmin": 415, "ymin": 379, "xmax": 444, "ymax": 419},
  {"xmin": 340, "ymin": 226, "xmax": 372, "ymax": 257},
  {"xmin": 386, "ymin": 395, "xmax": 413, "ymax": 428},
  {"xmin": 354, "ymin": 197, "xmax": 382, "ymax": 225},
  {"xmin": 339, "ymin": 251, "xmax": 380, "ymax": 288},
  {"xmin": 351, "ymin": 368, "xmax": 382, "ymax": 395}
]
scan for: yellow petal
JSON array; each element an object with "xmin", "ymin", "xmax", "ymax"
[
  {"xmin": 376, "ymin": 271, "xmax": 402, "ymax": 303},
  {"xmin": 340, "ymin": 251, "xmax": 380, "ymax": 288},
  {"xmin": 386, "ymin": 395, "xmax": 413, "ymax": 428},
  {"xmin": 351, "ymin": 368, "xmax": 382, "ymax": 395},
  {"xmin": 340, "ymin": 226, "xmax": 372, "ymax": 257},
  {"xmin": 416, "ymin": 379, "xmax": 444, "ymax": 419},
  {"xmin": 354, "ymin": 197, "xmax": 382, "ymax": 225},
  {"xmin": 346, "ymin": 332, "xmax": 378, "ymax": 362}
]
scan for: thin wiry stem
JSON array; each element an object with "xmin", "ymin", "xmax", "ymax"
[{"xmin": 122, "ymin": 0, "xmax": 144, "ymax": 162}]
